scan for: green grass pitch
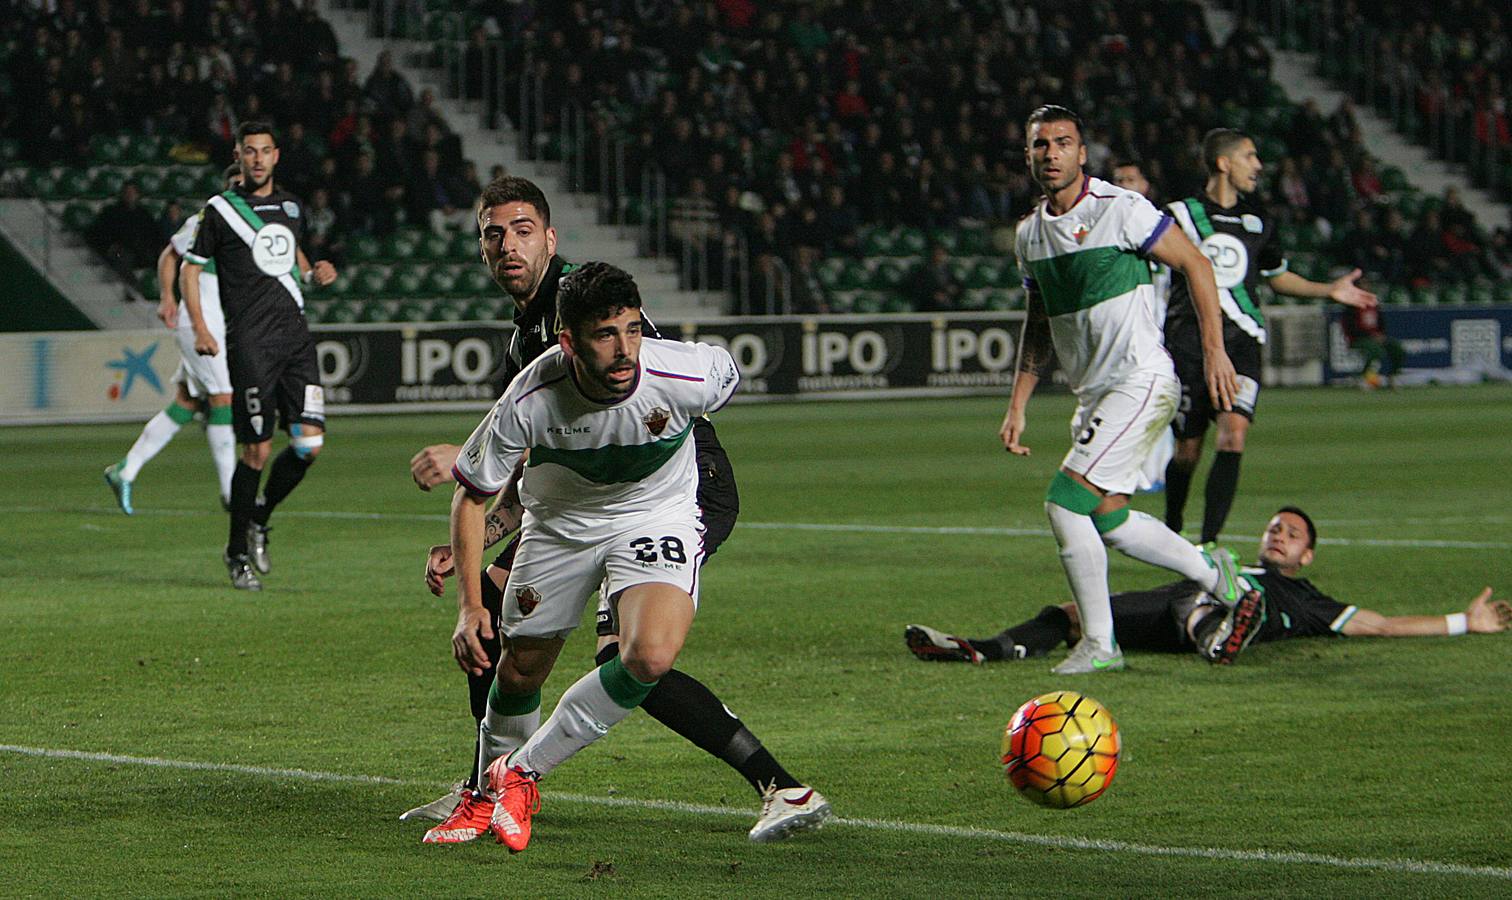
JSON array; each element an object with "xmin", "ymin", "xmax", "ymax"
[{"xmin": 3, "ymin": 384, "xmax": 1510, "ymax": 897}]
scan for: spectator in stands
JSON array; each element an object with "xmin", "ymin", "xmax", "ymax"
[
  {"xmin": 1408, "ymin": 208, "xmax": 1453, "ymax": 282},
  {"xmin": 364, "ymin": 50, "xmax": 414, "ymax": 115},
  {"xmin": 905, "ymin": 243, "xmax": 964, "ymax": 313},
  {"xmin": 88, "ymin": 181, "xmax": 159, "ymax": 277}
]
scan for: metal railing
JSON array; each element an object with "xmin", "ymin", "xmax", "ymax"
[{"xmin": 1226, "ymin": 0, "xmax": 1511, "ymax": 201}]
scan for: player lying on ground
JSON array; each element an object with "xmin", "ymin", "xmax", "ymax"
[
  {"xmin": 436, "ymin": 262, "xmax": 825, "ymax": 852},
  {"xmin": 405, "ymin": 177, "xmax": 827, "ymax": 844},
  {"xmin": 105, "ymin": 165, "xmax": 243, "ymax": 515},
  {"xmin": 907, "ymin": 507, "xmax": 1508, "ymax": 665}
]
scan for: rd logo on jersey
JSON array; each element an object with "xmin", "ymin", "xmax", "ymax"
[
  {"xmin": 252, "ymin": 223, "xmax": 297, "ymax": 277},
  {"xmin": 515, "ymin": 586, "xmax": 540, "ymax": 616},
  {"xmin": 643, "ymin": 407, "xmax": 670, "ymax": 436},
  {"xmin": 1199, "ymin": 233, "xmax": 1249, "ymax": 290}
]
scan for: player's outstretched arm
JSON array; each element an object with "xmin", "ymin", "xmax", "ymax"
[
  {"xmin": 156, "ymin": 244, "xmax": 182, "ymax": 328},
  {"xmin": 1149, "ymin": 226, "xmax": 1237, "ymax": 411},
  {"xmin": 1268, "ymin": 268, "xmax": 1378, "ymax": 309},
  {"xmin": 1001, "ymin": 289, "xmax": 1050, "ymax": 456},
  {"xmin": 1341, "ymin": 588, "xmax": 1508, "ymax": 637},
  {"xmin": 410, "ymin": 443, "xmax": 461, "ymax": 491},
  {"xmin": 179, "ymin": 261, "xmax": 217, "ymax": 356}
]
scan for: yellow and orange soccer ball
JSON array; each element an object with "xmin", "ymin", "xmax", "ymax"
[{"xmin": 1001, "ymin": 691, "xmax": 1121, "ymax": 809}]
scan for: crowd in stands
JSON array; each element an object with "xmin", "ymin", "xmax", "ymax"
[
  {"xmin": 2, "ymin": 0, "xmax": 1510, "ymax": 313},
  {"xmin": 1, "ymin": 0, "xmax": 483, "ymax": 277},
  {"xmin": 468, "ymin": 0, "xmax": 1510, "ymax": 311}
]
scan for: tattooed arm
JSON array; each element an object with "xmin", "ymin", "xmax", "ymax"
[
  {"xmin": 999, "ymin": 286, "xmax": 1052, "ymax": 456},
  {"xmin": 424, "ymin": 456, "xmax": 526, "ymax": 597}
]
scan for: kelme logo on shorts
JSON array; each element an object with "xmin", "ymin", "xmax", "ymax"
[
  {"xmin": 515, "ymin": 586, "xmax": 540, "ymax": 616},
  {"xmin": 642, "ymin": 407, "xmax": 670, "ymax": 436}
]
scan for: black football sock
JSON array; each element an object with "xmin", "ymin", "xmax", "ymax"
[
  {"xmin": 254, "ymin": 447, "xmax": 312, "ymax": 525},
  {"xmin": 596, "ymin": 642, "xmax": 801, "ymax": 794},
  {"xmin": 227, "ymin": 462, "xmax": 261, "ymax": 556},
  {"xmin": 1201, "ymin": 451, "xmax": 1243, "ymax": 545},
  {"xmin": 1164, "ymin": 457, "xmax": 1195, "ymax": 534},
  {"xmin": 972, "ymin": 605, "xmax": 1072, "ymax": 659}
]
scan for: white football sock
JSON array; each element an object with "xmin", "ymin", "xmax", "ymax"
[
  {"xmin": 120, "ymin": 411, "xmax": 182, "ymax": 481},
  {"xmin": 1101, "ymin": 510, "xmax": 1214, "ymax": 584},
  {"xmin": 477, "ymin": 698, "xmax": 541, "ymax": 786},
  {"xmin": 206, "ymin": 424, "xmax": 236, "ymax": 504},
  {"xmin": 1045, "ymin": 501, "xmax": 1115, "ymax": 650},
  {"xmin": 510, "ymin": 664, "xmax": 644, "ymax": 779}
]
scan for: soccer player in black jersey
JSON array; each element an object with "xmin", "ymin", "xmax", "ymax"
[
  {"xmin": 403, "ymin": 177, "xmax": 827, "ymax": 844},
  {"xmin": 1161, "ymin": 129, "xmax": 1377, "ymax": 545},
  {"xmin": 907, "ymin": 506, "xmax": 1508, "ymax": 665},
  {"xmin": 181, "ymin": 122, "xmax": 337, "ymax": 590}
]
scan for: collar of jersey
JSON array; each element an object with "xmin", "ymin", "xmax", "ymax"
[
  {"xmin": 568, "ymin": 360, "xmax": 640, "ymax": 406},
  {"xmin": 1040, "ymin": 174, "xmax": 1092, "ymax": 219}
]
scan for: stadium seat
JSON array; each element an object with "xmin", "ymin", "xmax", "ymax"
[
  {"xmin": 450, "ymin": 232, "xmax": 479, "ymax": 260},
  {"xmin": 394, "ymin": 301, "xmax": 430, "ymax": 322},
  {"xmin": 896, "ymin": 228, "xmax": 926, "ymax": 255},
  {"xmin": 384, "ymin": 232, "xmax": 420, "ymax": 261},
  {"xmin": 1469, "ymin": 281, "xmax": 1494, "ymax": 305},
  {"xmin": 456, "ymin": 267, "xmax": 495, "ymax": 296},
  {"xmin": 825, "ymin": 290, "xmax": 857, "ymax": 313},
  {"xmin": 1383, "ymin": 285, "xmax": 1411, "ymax": 306},
  {"xmin": 389, "ymin": 266, "xmax": 427, "ymax": 297},
  {"xmin": 881, "ymin": 293, "xmax": 911, "ymax": 313},
  {"xmin": 418, "ymin": 232, "xmax": 452, "ymax": 261},
  {"xmin": 349, "ymin": 234, "xmax": 383, "ymax": 263},
  {"xmin": 55, "ymin": 169, "xmax": 91, "ymax": 200},
  {"xmin": 861, "ymin": 227, "xmax": 896, "ymax": 257},
  {"xmin": 62, "ymin": 202, "xmax": 94, "ymax": 233},
  {"xmin": 90, "ymin": 167, "xmax": 126, "ymax": 200},
  {"xmin": 322, "ymin": 271, "xmax": 353, "ymax": 298},
  {"xmin": 324, "ymin": 301, "xmax": 360, "ymax": 323},
  {"xmin": 816, "ymin": 257, "xmax": 846, "ymax": 292},
  {"xmin": 831, "ymin": 259, "xmax": 868, "ymax": 292},
  {"xmin": 125, "ymin": 134, "xmax": 163, "ymax": 166},
  {"xmin": 163, "ymin": 168, "xmax": 198, "ymax": 197},
  {"xmin": 134, "ymin": 169, "xmax": 166, "ymax": 197},
  {"xmin": 928, "ymin": 230, "xmax": 960, "ymax": 254},
  {"xmin": 1438, "ymin": 283, "xmax": 1467, "ymax": 305},
  {"xmin": 423, "ymin": 266, "xmax": 458, "ymax": 295},
  {"xmin": 871, "ymin": 259, "xmax": 907, "ymax": 290},
  {"xmin": 89, "ymin": 134, "xmax": 126, "ymax": 165},
  {"xmin": 431, "ymin": 298, "xmax": 467, "ymax": 322},
  {"xmin": 957, "ymin": 228, "xmax": 991, "ymax": 256},
  {"xmin": 852, "ymin": 291, "xmax": 884, "ymax": 314},
  {"xmin": 353, "ymin": 266, "xmax": 390, "ymax": 298},
  {"xmin": 1409, "ymin": 284, "xmax": 1437, "ymax": 305}
]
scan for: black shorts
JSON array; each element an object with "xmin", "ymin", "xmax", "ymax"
[
  {"xmin": 1109, "ymin": 581, "xmax": 1211, "ymax": 653},
  {"xmin": 1169, "ymin": 325, "xmax": 1263, "ymax": 440},
  {"xmin": 228, "ymin": 331, "xmax": 324, "ymax": 444},
  {"xmin": 692, "ymin": 417, "xmax": 740, "ymax": 560}
]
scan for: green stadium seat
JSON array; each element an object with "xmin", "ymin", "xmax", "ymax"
[
  {"xmin": 90, "ymin": 167, "xmax": 126, "ymax": 200},
  {"xmin": 1469, "ymin": 282, "xmax": 1494, "ymax": 305},
  {"xmin": 389, "ymin": 266, "xmax": 427, "ymax": 297},
  {"xmin": 357, "ymin": 299, "xmax": 399, "ymax": 322},
  {"xmin": 353, "ymin": 266, "xmax": 390, "ymax": 298},
  {"xmin": 464, "ymin": 298, "xmax": 502, "ymax": 320},
  {"xmin": 163, "ymin": 168, "xmax": 198, "ymax": 197},
  {"xmin": 816, "ymin": 257, "xmax": 845, "ymax": 291},
  {"xmin": 450, "ymin": 232, "xmax": 479, "ymax": 260},
  {"xmin": 895, "ymin": 228, "xmax": 926, "ymax": 256},
  {"xmin": 90, "ymin": 134, "xmax": 126, "ymax": 165},
  {"xmin": 947, "ymin": 258, "xmax": 973, "ymax": 284},
  {"xmin": 134, "ymin": 169, "xmax": 165, "ymax": 197},
  {"xmin": 323, "ymin": 271, "xmax": 353, "ymax": 298},
  {"xmin": 56, "ymin": 169, "xmax": 91, "ymax": 200},
  {"xmin": 62, "ymin": 202, "xmax": 94, "ymax": 232},
  {"xmin": 969, "ymin": 260, "xmax": 1005, "ymax": 289},
  {"xmin": 349, "ymin": 234, "xmax": 383, "ymax": 263},
  {"xmin": 423, "ymin": 266, "xmax": 458, "ymax": 295},
  {"xmin": 431, "ymin": 298, "xmax": 466, "ymax": 322},
  {"xmin": 456, "ymin": 267, "xmax": 495, "ymax": 295},
  {"xmin": 325, "ymin": 301, "xmax": 360, "ymax": 323},
  {"xmin": 394, "ymin": 301, "xmax": 429, "ymax": 322},
  {"xmin": 384, "ymin": 232, "xmax": 419, "ymax": 261},
  {"xmin": 194, "ymin": 168, "xmax": 222, "ymax": 196},
  {"xmin": 826, "ymin": 290, "xmax": 857, "ymax": 313},
  {"xmin": 861, "ymin": 227, "xmax": 896, "ymax": 257},
  {"xmin": 832, "ymin": 259, "xmax": 868, "ymax": 291},
  {"xmin": 957, "ymin": 229, "xmax": 991, "ymax": 256},
  {"xmin": 1495, "ymin": 281, "xmax": 1512, "ymax": 304},
  {"xmin": 871, "ymin": 259, "xmax": 907, "ymax": 290},
  {"xmin": 1384, "ymin": 286, "xmax": 1411, "ymax": 306},
  {"xmin": 1409, "ymin": 284, "xmax": 1437, "ymax": 305},
  {"xmin": 418, "ymin": 232, "xmax": 452, "ymax": 261},
  {"xmin": 125, "ymin": 134, "xmax": 163, "ymax": 166},
  {"xmin": 852, "ymin": 291, "xmax": 884, "ymax": 314},
  {"xmin": 1439, "ymin": 283, "xmax": 1467, "ymax": 305},
  {"xmin": 880, "ymin": 294, "xmax": 911, "ymax": 314},
  {"xmin": 928, "ymin": 230, "xmax": 960, "ymax": 254}
]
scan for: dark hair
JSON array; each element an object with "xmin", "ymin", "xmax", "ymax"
[
  {"xmin": 1275, "ymin": 506, "xmax": 1317, "ymax": 548},
  {"xmin": 1112, "ymin": 157, "xmax": 1145, "ymax": 172},
  {"xmin": 236, "ymin": 121, "xmax": 277, "ymax": 145},
  {"xmin": 475, "ymin": 175, "xmax": 551, "ymax": 228},
  {"xmin": 1025, "ymin": 104, "xmax": 1084, "ymax": 141},
  {"xmin": 1202, "ymin": 128, "xmax": 1251, "ymax": 175},
  {"xmin": 557, "ymin": 262, "xmax": 642, "ymax": 337},
  {"xmin": 222, "ymin": 163, "xmax": 241, "ymax": 186}
]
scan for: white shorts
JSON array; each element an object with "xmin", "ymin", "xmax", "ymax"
[
  {"xmin": 1062, "ymin": 371, "xmax": 1180, "ymax": 496},
  {"xmin": 172, "ymin": 284, "xmax": 231, "ymax": 398},
  {"xmin": 501, "ymin": 517, "xmax": 705, "ymax": 640}
]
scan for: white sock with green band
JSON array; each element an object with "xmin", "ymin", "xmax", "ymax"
[
  {"xmin": 206, "ymin": 419, "xmax": 236, "ymax": 504},
  {"xmin": 478, "ymin": 684, "xmax": 541, "ymax": 785},
  {"xmin": 510, "ymin": 656, "xmax": 657, "ymax": 779},
  {"xmin": 121, "ymin": 405, "xmax": 192, "ymax": 481},
  {"xmin": 1098, "ymin": 509, "xmax": 1214, "ymax": 584}
]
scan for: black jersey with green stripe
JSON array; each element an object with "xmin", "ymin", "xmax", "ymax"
[
  {"xmin": 1163, "ymin": 194, "xmax": 1286, "ymax": 345},
  {"xmin": 1239, "ymin": 565, "xmax": 1357, "ymax": 643},
  {"xmin": 186, "ymin": 185, "xmax": 308, "ymax": 347}
]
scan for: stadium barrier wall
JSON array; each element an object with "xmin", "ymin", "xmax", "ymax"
[
  {"xmin": 1, "ymin": 307, "xmax": 1438, "ymax": 424},
  {"xmin": 1324, "ymin": 305, "xmax": 1512, "ymax": 385}
]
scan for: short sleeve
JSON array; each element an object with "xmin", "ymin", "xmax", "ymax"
[
  {"xmin": 452, "ymin": 400, "xmax": 526, "ymax": 497},
  {"xmin": 185, "ymin": 205, "xmax": 219, "ymax": 265},
  {"xmin": 700, "ymin": 343, "xmax": 740, "ymax": 413},
  {"xmin": 170, "ymin": 213, "xmax": 200, "ymax": 258},
  {"xmin": 1118, "ymin": 192, "xmax": 1171, "ymax": 257}
]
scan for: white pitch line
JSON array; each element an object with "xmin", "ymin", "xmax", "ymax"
[
  {"xmin": 3, "ymin": 744, "xmax": 1508, "ymax": 881},
  {"xmin": 4, "ymin": 506, "xmax": 1511, "ymax": 550}
]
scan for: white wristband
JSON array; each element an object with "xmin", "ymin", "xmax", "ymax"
[
  {"xmin": 1445, "ymin": 613, "xmax": 1468, "ymax": 636},
  {"xmin": 301, "ymin": 269, "xmax": 313, "ymax": 286}
]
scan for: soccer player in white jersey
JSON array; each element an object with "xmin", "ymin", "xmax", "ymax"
[
  {"xmin": 999, "ymin": 105, "xmax": 1244, "ymax": 675},
  {"xmin": 447, "ymin": 262, "xmax": 809, "ymax": 851},
  {"xmin": 104, "ymin": 166, "xmax": 241, "ymax": 513}
]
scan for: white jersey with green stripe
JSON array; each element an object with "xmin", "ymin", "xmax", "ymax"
[
  {"xmin": 170, "ymin": 212, "xmax": 221, "ymax": 301},
  {"xmin": 1015, "ymin": 176, "xmax": 1175, "ymax": 397},
  {"xmin": 454, "ymin": 337, "xmax": 741, "ymax": 543}
]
